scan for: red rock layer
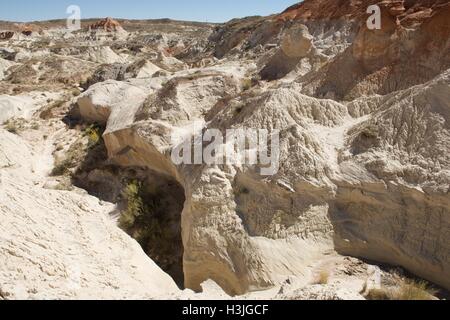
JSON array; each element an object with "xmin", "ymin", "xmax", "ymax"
[
  {"xmin": 88, "ymin": 17, "xmax": 123, "ymax": 32},
  {"xmin": 279, "ymin": 0, "xmax": 449, "ymax": 28}
]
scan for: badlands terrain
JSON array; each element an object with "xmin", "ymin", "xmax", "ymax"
[{"xmin": 0, "ymin": 0, "xmax": 449, "ymax": 300}]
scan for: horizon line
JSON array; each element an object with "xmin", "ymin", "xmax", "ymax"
[{"xmin": 0, "ymin": 14, "xmax": 271, "ymax": 25}]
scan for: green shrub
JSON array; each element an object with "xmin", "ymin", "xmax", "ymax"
[
  {"xmin": 241, "ymin": 78, "xmax": 252, "ymax": 91},
  {"xmin": 118, "ymin": 178, "xmax": 185, "ymax": 286},
  {"xmin": 51, "ymin": 159, "xmax": 72, "ymax": 176},
  {"xmin": 71, "ymin": 88, "xmax": 81, "ymax": 97},
  {"xmin": 84, "ymin": 124, "xmax": 103, "ymax": 148},
  {"xmin": 51, "ymin": 141, "xmax": 83, "ymax": 176},
  {"xmin": 119, "ymin": 180, "xmax": 165, "ymax": 241},
  {"xmin": 119, "ymin": 181, "xmax": 144, "ymax": 230}
]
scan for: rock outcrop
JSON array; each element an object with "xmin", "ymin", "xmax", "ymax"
[
  {"xmin": 85, "ymin": 18, "xmax": 128, "ymax": 41},
  {"xmin": 296, "ymin": 0, "xmax": 450, "ymax": 99},
  {"xmin": 71, "ymin": 1, "xmax": 450, "ymax": 295},
  {"xmin": 281, "ymin": 24, "xmax": 314, "ymax": 58},
  {"xmin": 73, "ymin": 68, "xmax": 450, "ymax": 295},
  {"xmin": 278, "ymin": 0, "xmax": 447, "ymax": 24},
  {"xmin": 79, "ymin": 46, "xmax": 127, "ymax": 64},
  {"xmin": 0, "ymin": 58, "xmax": 15, "ymax": 81},
  {"xmin": 77, "ymin": 80, "xmax": 149, "ymax": 125},
  {"xmin": 88, "ymin": 17, "xmax": 123, "ymax": 32}
]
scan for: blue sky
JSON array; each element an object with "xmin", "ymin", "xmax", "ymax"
[{"xmin": 0, "ymin": 0, "xmax": 299, "ymax": 23}]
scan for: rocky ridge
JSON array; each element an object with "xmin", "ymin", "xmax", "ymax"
[{"xmin": 88, "ymin": 17, "xmax": 123, "ymax": 32}]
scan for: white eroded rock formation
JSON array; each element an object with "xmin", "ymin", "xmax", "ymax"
[{"xmin": 0, "ymin": 0, "xmax": 449, "ymax": 300}]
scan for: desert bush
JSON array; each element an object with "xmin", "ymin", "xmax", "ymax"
[
  {"xmin": 51, "ymin": 141, "xmax": 83, "ymax": 176},
  {"xmin": 5, "ymin": 121, "xmax": 18, "ymax": 134},
  {"xmin": 51, "ymin": 159, "xmax": 72, "ymax": 176},
  {"xmin": 366, "ymin": 279, "xmax": 436, "ymax": 300},
  {"xmin": 4, "ymin": 119, "xmax": 27, "ymax": 134},
  {"xmin": 241, "ymin": 78, "xmax": 252, "ymax": 91},
  {"xmin": 71, "ymin": 88, "xmax": 81, "ymax": 97},
  {"xmin": 394, "ymin": 280, "xmax": 436, "ymax": 300},
  {"xmin": 53, "ymin": 179, "xmax": 74, "ymax": 191},
  {"xmin": 118, "ymin": 177, "xmax": 185, "ymax": 286},
  {"xmin": 84, "ymin": 124, "xmax": 103, "ymax": 148},
  {"xmin": 366, "ymin": 288, "xmax": 392, "ymax": 300},
  {"xmin": 39, "ymin": 100, "xmax": 65, "ymax": 120},
  {"xmin": 313, "ymin": 270, "xmax": 330, "ymax": 285},
  {"xmin": 119, "ymin": 181, "xmax": 144, "ymax": 230},
  {"xmin": 234, "ymin": 104, "xmax": 245, "ymax": 115}
]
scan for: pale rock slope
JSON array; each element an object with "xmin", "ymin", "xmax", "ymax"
[
  {"xmin": 80, "ymin": 46, "xmax": 128, "ymax": 64},
  {"xmin": 0, "ymin": 126, "xmax": 178, "ymax": 299},
  {"xmin": 0, "ymin": 57, "xmax": 15, "ymax": 80},
  {"xmin": 0, "ymin": 92, "xmax": 61, "ymax": 124}
]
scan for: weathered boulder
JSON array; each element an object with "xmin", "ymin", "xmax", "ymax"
[
  {"xmin": 76, "ymin": 80, "xmax": 148, "ymax": 126},
  {"xmin": 88, "ymin": 17, "xmax": 123, "ymax": 32},
  {"xmin": 0, "ymin": 57, "xmax": 15, "ymax": 80},
  {"xmin": 281, "ymin": 24, "xmax": 314, "ymax": 58},
  {"xmin": 80, "ymin": 46, "xmax": 127, "ymax": 64}
]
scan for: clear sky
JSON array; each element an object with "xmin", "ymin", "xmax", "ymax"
[{"xmin": 0, "ymin": 0, "xmax": 300, "ymax": 23}]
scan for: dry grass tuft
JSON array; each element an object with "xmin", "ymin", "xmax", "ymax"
[
  {"xmin": 241, "ymin": 78, "xmax": 252, "ymax": 91},
  {"xmin": 366, "ymin": 279, "xmax": 437, "ymax": 300},
  {"xmin": 313, "ymin": 270, "xmax": 330, "ymax": 285},
  {"xmin": 5, "ymin": 121, "xmax": 18, "ymax": 134}
]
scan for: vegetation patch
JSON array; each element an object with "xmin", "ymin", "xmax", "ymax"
[
  {"xmin": 365, "ymin": 279, "xmax": 437, "ymax": 300},
  {"xmin": 51, "ymin": 141, "xmax": 84, "ymax": 176},
  {"xmin": 84, "ymin": 124, "xmax": 103, "ymax": 148},
  {"xmin": 119, "ymin": 176, "xmax": 185, "ymax": 288},
  {"xmin": 5, "ymin": 120, "xmax": 19, "ymax": 134},
  {"xmin": 39, "ymin": 99, "xmax": 66, "ymax": 120},
  {"xmin": 313, "ymin": 270, "xmax": 330, "ymax": 285},
  {"xmin": 51, "ymin": 123, "xmax": 105, "ymax": 177},
  {"xmin": 240, "ymin": 78, "xmax": 253, "ymax": 91},
  {"xmin": 4, "ymin": 119, "xmax": 26, "ymax": 134}
]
